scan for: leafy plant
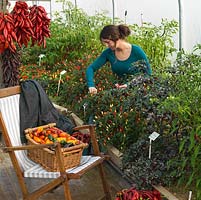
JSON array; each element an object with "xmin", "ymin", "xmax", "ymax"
[
  {"xmin": 129, "ymin": 19, "xmax": 178, "ymax": 72},
  {"xmin": 161, "ymin": 45, "xmax": 201, "ymax": 199},
  {"xmin": 67, "ymin": 73, "xmax": 173, "ymax": 151},
  {"xmin": 21, "ymin": 1, "xmax": 111, "ymax": 68},
  {"xmin": 122, "ymin": 135, "xmax": 179, "ymax": 189}
]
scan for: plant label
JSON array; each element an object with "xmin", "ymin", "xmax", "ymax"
[
  {"xmin": 148, "ymin": 132, "xmax": 160, "ymax": 159},
  {"xmin": 188, "ymin": 191, "xmax": 192, "ymax": 200},
  {"xmin": 149, "ymin": 131, "xmax": 160, "ymax": 141}
]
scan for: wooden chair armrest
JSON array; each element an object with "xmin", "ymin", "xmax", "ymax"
[
  {"xmin": 2, "ymin": 143, "xmax": 56, "ymax": 153},
  {"xmin": 101, "ymin": 153, "xmax": 110, "ymax": 160},
  {"xmin": 73, "ymin": 124, "xmax": 96, "ymax": 131}
]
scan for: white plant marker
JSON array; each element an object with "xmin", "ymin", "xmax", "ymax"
[
  {"xmin": 38, "ymin": 54, "xmax": 45, "ymax": 66},
  {"xmin": 57, "ymin": 70, "xmax": 66, "ymax": 96},
  {"xmin": 83, "ymin": 102, "xmax": 88, "ymax": 117},
  {"xmin": 148, "ymin": 131, "xmax": 160, "ymax": 159},
  {"xmin": 188, "ymin": 191, "xmax": 192, "ymax": 200}
]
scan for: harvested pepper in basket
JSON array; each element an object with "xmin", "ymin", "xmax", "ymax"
[
  {"xmin": 28, "ymin": 126, "xmax": 81, "ymax": 147},
  {"xmin": 72, "ymin": 131, "xmax": 91, "ymax": 144}
]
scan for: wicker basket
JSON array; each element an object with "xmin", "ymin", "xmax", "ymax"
[{"xmin": 25, "ymin": 124, "xmax": 88, "ymax": 172}]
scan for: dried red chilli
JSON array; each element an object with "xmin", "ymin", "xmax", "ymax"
[
  {"xmin": 1, "ymin": 48, "xmax": 21, "ymax": 87},
  {"xmin": 0, "ymin": 1, "xmax": 50, "ymax": 53},
  {"xmin": 11, "ymin": 1, "xmax": 34, "ymax": 48},
  {"xmin": 29, "ymin": 5, "xmax": 51, "ymax": 48},
  {"xmin": 0, "ymin": 13, "xmax": 17, "ymax": 53}
]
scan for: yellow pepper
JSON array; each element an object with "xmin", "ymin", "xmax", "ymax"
[
  {"xmin": 67, "ymin": 139, "xmax": 79, "ymax": 145},
  {"xmin": 56, "ymin": 137, "xmax": 67, "ymax": 142}
]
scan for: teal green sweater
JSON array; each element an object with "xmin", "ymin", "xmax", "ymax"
[{"xmin": 86, "ymin": 44, "xmax": 152, "ymax": 87}]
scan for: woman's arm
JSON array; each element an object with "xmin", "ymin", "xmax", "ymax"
[{"xmin": 86, "ymin": 50, "xmax": 108, "ymax": 88}]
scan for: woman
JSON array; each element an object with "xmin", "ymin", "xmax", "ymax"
[{"xmin": 86, "ymin": 24, "xmax": 152, "ymax": 94}]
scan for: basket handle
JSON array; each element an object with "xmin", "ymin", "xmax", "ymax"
[{"xmin": 24, "ymin": 123, "xmax": 56, "ymax": 134}]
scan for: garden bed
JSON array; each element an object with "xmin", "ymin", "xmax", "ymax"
[
  {"xmin": 58, "ymin": 105, "xmax": 182, "ymax": 200},
  {"xmin": 106, "ymin": 145, "xmax": 179, "ymax": 200},
  {"xmin": 106, "ymin": 143, "xmax": 198, "ymax": 200},
  {"xmin": 106, "ymin": 145, "xmax": 195, "ymax": 200}
]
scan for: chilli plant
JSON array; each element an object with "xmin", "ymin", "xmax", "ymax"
[{"xmin": 161, "ymin": 45, "xmax": 201, "ymax": 199}]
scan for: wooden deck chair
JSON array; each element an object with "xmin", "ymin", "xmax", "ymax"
[{"xmin": 0, "ymin": 85, "xmax": 112, "ymax": 200}]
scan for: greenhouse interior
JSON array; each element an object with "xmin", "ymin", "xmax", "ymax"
[{"xmin": 0, "ymin": 0, "xmax": 200, "ymax": 200}]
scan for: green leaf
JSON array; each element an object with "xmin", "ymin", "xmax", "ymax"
[
  {"xmin": 179, "ymin": 138, "xmax": 186, "ymax": 153},
  {"xmin": 191, "ymin": 145, "xmax": 200, "ymax": 168},
  {"xmin": 186, "ymin": 172, "xmax": 194, "ymax": 187},
  {"xmin": 188, "ymin": 132, "xmax": 195, "ymax": 152}
]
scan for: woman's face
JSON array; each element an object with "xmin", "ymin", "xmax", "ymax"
[{"xmin": 101, "ymin": 39, "xmax": 116, "ymax": 50}]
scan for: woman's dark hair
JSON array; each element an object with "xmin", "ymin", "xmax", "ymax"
[{"xmin": 100, "ymin": 24, "xmax": 131, "ymax": 42}]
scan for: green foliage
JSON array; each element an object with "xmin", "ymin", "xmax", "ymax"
[
  {"xmin": 54, "ymin": 19, "xmax": 179, "ymax": 124},
  {"xmin": 18, "ymin": 1, "xmax": 201, "ymax": 195},
  {"xmin": 57, "ymin": 45, "xmax": 201, "ymax": 193},
  {"xmin": 129, "ymin": 19, "xmax": 178, "ymax": 72},
  {"xmin": 160, "ymin": 45, "xmax": 201, "ymax": 198},
  {"xmin": 19, "ymin": 64, "xmax": 59, "ymax": 96},
  {"xmin": 60, "ymin": 72, "xmax": 173, "ymax": 151},
  {"xmin": 20, "ymin": 1, "xmax": 111, "ymax": 67},
  {"xmin": 122, "ymin": 135, "xmax": 178, "ymax": 189}
]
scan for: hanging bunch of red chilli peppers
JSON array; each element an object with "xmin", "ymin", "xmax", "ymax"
[
  {"xmin": 0, "ymin": 12, "xmax": 17, "ymax": 53},
  {"xmin": 0, "ymin": 1, "xmax": 51, "ymax": 87},
  {"xmin": 29, "ymin": 5, "xmax": 50, "ymax": 48}
]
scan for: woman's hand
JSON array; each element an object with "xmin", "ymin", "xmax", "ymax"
[
  {"xmin": 89, "ymin": 87, "xmax": 97, "ymax": 94},
  {"xmin": 115, "ymin": 83, "xmax": 127, "ymax": 89}
]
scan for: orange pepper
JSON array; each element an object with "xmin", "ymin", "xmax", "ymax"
[
  {"xmin": 52, "ymin": 133, "xmax": 58, "ymax": 138},
  {"xmin": 45, "ymin": 130, "xmax": 52, "ymax": 135},
  {"xmin": 59, "ymin": 132, "xmax": 68, "ymax": 137},
  {"xmin": 40, "ymin": 139, "xmax": 45, "ymax": 144},
  {"xmin": 36, "ymin": 127, "xmax": 43, "ymax": 134},
  {"xmin": 33, "ymin": 136, "xmax": 41, "ymax": 144},
  {"xmin": 68, "ymin": 136, "xmax": 76, "ymax": 140}
]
